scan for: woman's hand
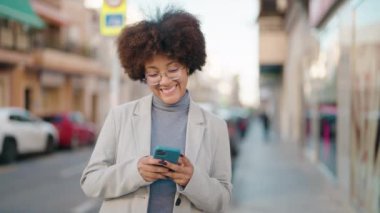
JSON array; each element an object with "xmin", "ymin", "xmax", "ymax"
[
  {"xmin": 137, "ymin": 156, "xmax": 169, "ymax": 182},
  {"xmin": 163, "ymin": 155, "xmax": 194, "ymax": 187}
]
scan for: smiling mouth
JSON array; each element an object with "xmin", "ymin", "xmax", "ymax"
[{"xmin": 160, "ymin": 85, "xmax": 177, "ymax": 95}]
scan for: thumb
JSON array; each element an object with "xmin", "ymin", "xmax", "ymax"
[{"xmin": 180, "ymin": 154, "xmax": 192, "ymax": 166}]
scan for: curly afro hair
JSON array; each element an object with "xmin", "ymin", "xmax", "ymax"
[{"xmin": 117, "ymin": 8, "xmax": 206, "ymax": 81}]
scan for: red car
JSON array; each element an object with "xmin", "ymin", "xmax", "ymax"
[{"xmin": 42, "ymin": 112, "xmax": 96, "ymax": 149}]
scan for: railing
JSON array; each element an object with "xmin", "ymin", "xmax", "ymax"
[
  {"xmin": 0, "ymin": 19, "xmax": 96, "ymax": 58},
  {"xmin": 0, "ymin": 19, "xmax": 33, "ymax": 52}
]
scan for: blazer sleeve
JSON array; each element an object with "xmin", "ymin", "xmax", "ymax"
[
  {"xmin": 80, "ymin": 108, "xmax": 150, "ymax": 199},
  {"xmin": 179, "ymin": 120, "xmax": 232, "ymax": 212}
]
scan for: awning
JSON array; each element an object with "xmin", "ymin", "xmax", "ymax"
[
  {"xmin": 31, "ymin": 1, "xmax": 70, "ymax": 26},
  {"xmin": 0, "ymin": 0, "xmax": 45, "ymax": 29}
]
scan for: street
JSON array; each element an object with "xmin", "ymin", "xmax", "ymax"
[{"xmin": 0, "ymin": 148, "xmax": 101, "ymax": 213}]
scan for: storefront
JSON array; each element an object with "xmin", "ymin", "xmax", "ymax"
[
  {"xmin": 349, "ymin": 1, "xmax": 380, "ymax": 212},
  {"xmin": 305, "ymin": 0, "xmax": 380, "ymax": 212},
  {"xmin": 283, "ymin": 0, "xmax": 379, "ymax": 212}
]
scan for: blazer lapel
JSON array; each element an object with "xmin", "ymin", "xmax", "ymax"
[
  {"xmin": 185, "ymin": 100, "xmax": 205, "ymax": 163},
  {"xmin": 132, "ymin": 94, "xmax": 153, "ymax": 157}
]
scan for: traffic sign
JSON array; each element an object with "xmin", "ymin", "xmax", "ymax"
[{"xmin": 100, "ymin": 0, "xmax": 126, "ymax": 36}]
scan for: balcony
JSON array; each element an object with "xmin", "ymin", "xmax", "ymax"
[{"xmin": 33, "ymin": 48, "xmax": 108, "ymax": 78}]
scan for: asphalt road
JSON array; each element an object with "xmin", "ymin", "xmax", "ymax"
[{"xmin": 0, "ymin": 147, "xmax": 101, "ymax": 213}]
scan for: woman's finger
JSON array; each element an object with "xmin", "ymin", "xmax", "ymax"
[
  {"xmin": 177, "ymin": 157, "xmax": 184, "ymax": 165},
  {"xmin": 163, "ymin": 161, "xmax": 182, "ymax": 172},
  {"xmin": 140, "ymin": 156, "xmax": 165, "ymax": 166},
  {"xmin": 164, "ymin": 171, "xmax": 182, "ymax": 179},
  {"xmin": 138, "ymin": 156, "xmax": 170, "ymax": 182},
  {"xmin": 165, "ymin": 172, "xmax": 190, "ymax": 186},
  {"xmin": 140, "ymin": 169, "xmax": 167, "ymax": 181},
  {"xmin": 141, "ymin": 164, "xmax": 169, "ymax": 173}
]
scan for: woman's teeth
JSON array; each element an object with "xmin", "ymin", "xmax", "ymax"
[{"xmin": 161, "ymin": 85, "xmax": 176, "ymax": 94}]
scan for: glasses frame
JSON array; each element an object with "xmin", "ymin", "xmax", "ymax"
[{"xmin": 144, "ymin": 66, "xmax": 187, "ymax": 86}]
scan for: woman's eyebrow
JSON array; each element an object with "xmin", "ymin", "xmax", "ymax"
[
  {"xmin": 146, "ymin": 61, "xmax": 177, "ymax": 70},
  {"xmin": 145, "ymin": 65, "xmax": 159, "ymax": 70},
  {"xmin": 166, "ymin": 61, "xmax": 177, "ymax": 66}
]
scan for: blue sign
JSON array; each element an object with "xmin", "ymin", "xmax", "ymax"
[{"xmin": 105, "ymin": 14, "xmax": 124, "ymax": 27}]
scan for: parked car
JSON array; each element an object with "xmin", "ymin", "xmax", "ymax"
[
  {"xmin": 0, "ymin": 108, "xmax": 58, "ymax": 164},
  {"xmin": 42, "ymin": 112, "xmax": 96, "ymax": 149}
]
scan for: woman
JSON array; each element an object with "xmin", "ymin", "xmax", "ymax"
[{"xmin": 80, "ymin": 8, "xmax": 232, "ymax": 213}]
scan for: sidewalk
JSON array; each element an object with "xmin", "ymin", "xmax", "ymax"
[{"xmin": 227, "ymin": 119, "xmax": 355, "ymax": 213}]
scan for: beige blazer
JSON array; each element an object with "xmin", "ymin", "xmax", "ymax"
[{"xmin": 80, "ymin": 94, "xmax": 232, "ymax": 213}]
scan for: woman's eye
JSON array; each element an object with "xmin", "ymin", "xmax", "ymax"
[
  {"xmin": 168, "ymin": 67, "xmax": 179, "ymax": 73},
  {"xmin": 147, "ymin": 73, "xmax": 159, "ymax": 78}
]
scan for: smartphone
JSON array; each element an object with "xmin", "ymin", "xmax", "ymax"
[{"xmin": 153, "ymin": 146, "xmax": 181, "ymax": 164}]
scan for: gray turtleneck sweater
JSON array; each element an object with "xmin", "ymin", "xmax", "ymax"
[{"xmin": 147, "ymin": 91, "xmax": 190, "ymax": 213}]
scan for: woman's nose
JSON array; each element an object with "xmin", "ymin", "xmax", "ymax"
[{"xmin": 159, "ymin": 74, "xmax": 171, "ymax": 85}]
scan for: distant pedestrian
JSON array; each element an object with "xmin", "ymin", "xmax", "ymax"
[
  {"xmin": 260, "ymin": 112, "xmax": 270, "ymax": 139},
  {"xmin": 80, "ymin": 8, "xmax": 232, "ymax": 213}
]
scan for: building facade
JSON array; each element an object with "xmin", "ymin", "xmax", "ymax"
[
  {"xmin": 281, "ymin": 0, "xmax": 380, "ymax": 212},
  {"xmin": 258, "ymin": 0, "xmax": 287, "ymax": 137},
  {"xmin": 0, "ymin": 0, "xmax": 110, "ymax": 129}
]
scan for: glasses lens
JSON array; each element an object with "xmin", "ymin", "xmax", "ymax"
[{"xmin": 167, "ymin": 69, "xmax": 181, "ymax": 79}]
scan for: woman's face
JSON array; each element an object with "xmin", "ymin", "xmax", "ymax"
[{"xmin": 144, "ymin": 54, "xmax": 189, "ymax": 105}]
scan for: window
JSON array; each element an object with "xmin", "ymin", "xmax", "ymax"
[{"xmin": 0, "ymin": 19, "xmax": 14, "ymax": 48}]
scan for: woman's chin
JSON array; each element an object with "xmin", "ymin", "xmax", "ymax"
[
  {"xmin": 159, "ymin": 92, "xmax": 184, "ymax": 105},
  {"xmin": 159, "ymin": 95, "xmax": 180, "ymax": 105}
]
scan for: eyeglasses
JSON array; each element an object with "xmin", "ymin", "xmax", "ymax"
[{"xmin": 144, "ymin": 66, "xmax": 186, "ymax": 86}]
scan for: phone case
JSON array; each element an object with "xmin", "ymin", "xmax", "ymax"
[{"xmin": 153, "ymin": 146, "xmax": 181, "ymax": 164}]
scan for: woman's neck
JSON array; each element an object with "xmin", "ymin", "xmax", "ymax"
[{"xmin": 152, "ymin": 91, "xmax": 190, "ymax": 112}]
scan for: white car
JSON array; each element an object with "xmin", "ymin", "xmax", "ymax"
[{"xmin": 0, "ymin": 108, "xmax": 58, "ymax": 164}]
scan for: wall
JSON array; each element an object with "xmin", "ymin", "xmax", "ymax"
[{"xmin": 281, "ymin": 1, "xmax": 318, "ymax": 146}]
